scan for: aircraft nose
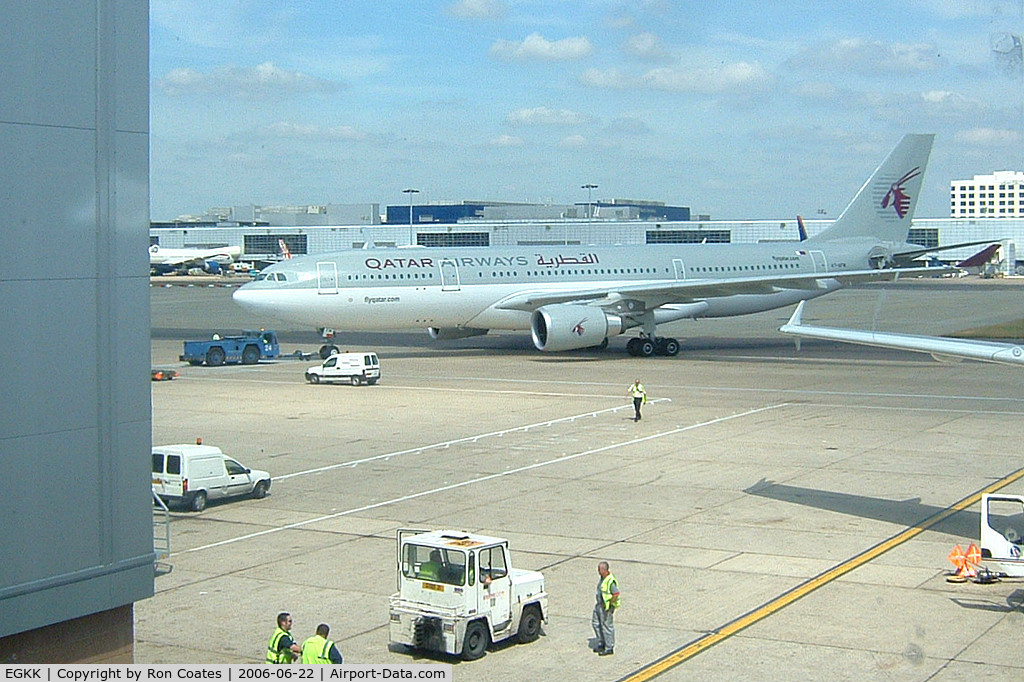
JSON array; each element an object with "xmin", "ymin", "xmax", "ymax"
[{"xmin": 232, "ymin": 285, "xmax": 261, "ymax": 311}]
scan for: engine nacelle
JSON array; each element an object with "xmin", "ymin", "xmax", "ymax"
[
  {"xmin": 427, "ymin": 327, "xmax": 489, "ymax": 340},
  {"xmin": 531, "ymin": 304, "xmax": 624, "ymax": 352}
]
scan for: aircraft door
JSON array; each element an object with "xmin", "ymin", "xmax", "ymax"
[
  {"xmin": 439, "ymin": 258, "xmax": 460, "ymax": 292},
  {"xmin": 317, "ymin": 261, "xmax": 338, "ymax": 294},
  {"xmin": 672, "ymin": 258, "xmax": 686, "ymax": 280},
  {"xmin": 809, "ymin": 250, "xmax": 827, "ymax": 273}
]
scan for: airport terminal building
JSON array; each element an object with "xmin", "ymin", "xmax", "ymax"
[{"xmin": 150, "ymin": 212, "xmax": 1024, "ymax": 276}]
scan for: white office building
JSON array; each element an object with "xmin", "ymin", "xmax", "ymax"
[{"xmin": 951, "ymin": 171, "xmax": 1024, "ymax": 218}]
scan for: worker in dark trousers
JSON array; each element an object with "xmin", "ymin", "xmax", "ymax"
[{"xmin": 627, "ymin": 379, "xmax": 647, "ymax": 421}]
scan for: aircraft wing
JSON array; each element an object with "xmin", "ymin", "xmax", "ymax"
[
  {"xmin": 494, "ymin": 265, "xmax": 952, "ymax": 312},
  {"xmin": 151, "ymin": 254, "xmax": 202, "ymax": 267},
  {"xmin": 890, "ymin": 239, "xmax": 1001, "ymax": 265},
  {"xmin": 779, "ymin": 301, "xmax": 1024, "ymax": 366}
]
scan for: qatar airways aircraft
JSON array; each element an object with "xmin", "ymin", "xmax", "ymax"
[{"xmin": 234, "ymin": 134, "xmax": 967, "ymax": 357}]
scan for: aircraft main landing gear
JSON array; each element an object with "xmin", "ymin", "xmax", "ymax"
[{"xmin": 626, "ymin": 336, "xmax": 680, "ymax": 357}]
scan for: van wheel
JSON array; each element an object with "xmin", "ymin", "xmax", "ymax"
[
  {"xmin": 206, "ymin": 347, "xmax": 225, "ymax": 367},
  {"xmin": 307, "ymin": 374, "xmax": 320, "ymax": 384},
  {"xmin": 461, "ymin": 621, "xmax": 489, "ymax": 661},
  {"xmin": 350, "ymin": 376, "xmax": 361, "ymax": 386},
  {"xmin": 251, "ymin": 481, "xmax": 269, "ymax": 499},
  {"xmin": 516, "ymin": 605, "xmax": 542, "ymax": 643},
  {"xmin": 190, "ymin": 491, "xmax": 207, "ymax": 512}
]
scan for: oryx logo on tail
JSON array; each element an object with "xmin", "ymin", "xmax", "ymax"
[{"xmin": 881, "ymin": 167, "xmax": 921, "ymax": 218}]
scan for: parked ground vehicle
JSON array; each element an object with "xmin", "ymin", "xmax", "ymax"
[
  {"xmin": 981, "ymin": 493, "xmax": 1024, "ymax": 577},
  {"xmin": 389, "ymin": 529, "xmax": 547, "ymax": 660},
  {"xmin": 151, "ymin": 443, "xmax": 271, "ymax": 512},
  {"xmin": 179, "ymin": 330, "xmax": 280, "ymax": 366},
  {"xmin": 305, "ymin": 351, "xmax": 380, "ymax": 385}
]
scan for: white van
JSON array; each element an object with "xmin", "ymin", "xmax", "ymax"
[
  {"xmin": 305, "ymin": 351, "xmax": 380, "ymax": 385},
  {"xmin": 151, "ymin": 444, "xmax": 272, "ymax": 512}
]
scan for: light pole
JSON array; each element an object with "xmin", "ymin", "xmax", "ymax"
[
  {"xmin": 581, "ymin": 183, "xmax": 598, "ymax": 221},
  {"xmin": 402, "ymin": 188, "xmax": 419, "ymax": 246}
]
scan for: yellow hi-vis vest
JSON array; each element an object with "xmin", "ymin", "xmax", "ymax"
[
  {"xmin": 629, "ymin": 383, "xmax": 646, "ymax": 402},
  {"xmin": 600, "ymin": 573, "xmax": 620, "ymax": 610},
  {"xmin": 266, "ymin": 627, "xmax": 294, "ymax": 664},
  {"xmin": 301, "ymin": 634, "xmax": 334, "ymax": 664}
]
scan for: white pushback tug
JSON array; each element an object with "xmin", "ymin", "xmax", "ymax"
[{"xmin": 389, "ymin": 529, "xmax": 547, "ymax": 660}]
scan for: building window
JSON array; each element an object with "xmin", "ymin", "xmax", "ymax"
[
  {"xmin": 243, "ymin": 234, "xmax": 307, "ymax": 255},
  {"xmin": 647, "ymin": 230, "xmax": 731, "ymax": 244},
  {"xmin": 417, "ymin": 232, "xmax": 489, "ymax": 247},
  {"xmin": 907, "ymin": 228, "xmax": 938, "ymax": 248}
]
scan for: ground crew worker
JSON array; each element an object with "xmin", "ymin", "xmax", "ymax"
[
  {"xmin": 301, "ymin": 623, "xmax": 344, "ymax": 664},
  {"xmin": 266, "ymin": 612, "xmax": 301, "ymax": 664},
  {"xmin": 592, "ymin": 561, "xmax": 620, "ymax": 656},
  {"xmin": 627, "ymin": 378, "xmax": 647, "ymax": 421}
]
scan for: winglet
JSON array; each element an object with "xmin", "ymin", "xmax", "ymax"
[
  {"xmin": 796, "ymin": 215, "xmax": 808, "ymax": 242},
  {"xmin": 782, "ymin": 301, "xmax": 806, "ymax": 351},
  {"xmin": 787, "ymin": 300, "xmax": 806, "ymax": 327}
]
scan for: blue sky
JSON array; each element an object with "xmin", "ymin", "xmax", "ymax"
[{"xmin": 150, "ymin": 0, "xmax": 1024, "ymax": 221}]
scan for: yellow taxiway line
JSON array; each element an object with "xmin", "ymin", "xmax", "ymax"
[{"xmin": 619, "ymin": 465, "xmax": 1024, "ymax": 682}]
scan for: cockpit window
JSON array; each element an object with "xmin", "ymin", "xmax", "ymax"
[{"xmin": 256, "ymin": 272, "xmax": 288, "ymax": 282}]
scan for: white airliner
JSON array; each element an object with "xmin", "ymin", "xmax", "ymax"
[
  {"xmin": 234, "ymin": 134, "xmax": 968, "ymax": 357},
  {"xmin": 149, "ymin": 244, "xmax": 242, "ymax": 275},
  {"xmin": 779, "ymin": 301, "xmax": 1024, "ymax": 366}
]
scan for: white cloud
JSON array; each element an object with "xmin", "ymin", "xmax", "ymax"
[
  {"xmin": 579, "ymin": 68, "xmax": 633, "ymax": 89},
  {"xmin": 507, "ymin": 106, "xmax": 591, "ymax": 126},
  {"xmin": 582, "ymin": 60, "xmax": 773, "ymax": 94},
  {"xmin": 558, "ymin": 135, "xmax": 588, "ymax": 148},
  {"xmin": 262, "ymin": 122, "xmax": 367, "ymax": 140},
  {"xmin": 491, "ymin": 134, "xmax": 524, "ymax": 147},
  {"xmin": 788, "ymin": 38, "xmax": 944, "ymax": 75},
  {"xmin": 490, "ymin": 33, "xmax": 594, "ymax": 61},
  {"xmin": 605, "ymin": 116, "xmax": 650, "ymax": 135},
  {"xmin": 446, "ymin": 0, "xmax": 506, "ymax": 19},
  {"xmin": 641, "ymin": 61, "xmax": 774, "ymax": 94},
  {"xmin": 622, "ymin": 33, "xmax": 673, "ymax": 63},
  {"xmin": 956, "ymin": 128, "xmax": 1022, "ymax": 145},
  {"xmin": 158, "ymin": 61, "xmax": 344, "ymax": 98}
]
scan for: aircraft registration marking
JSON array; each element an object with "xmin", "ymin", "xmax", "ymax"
[{"xmin": 618, "ymin": 464, "xmax": 1024, "ymax": 682}]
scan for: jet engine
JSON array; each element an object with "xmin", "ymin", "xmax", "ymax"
[
  {"xmin": 531, "ymin": 304, "xmax": 624, "ymax": 352},
  {"xmin": 428, "ymin": 327, "xmax": 489, "ymax": 340}
]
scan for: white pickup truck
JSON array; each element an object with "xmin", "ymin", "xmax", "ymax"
[
  {"xmin": 389, "ymin": 529, "xmax": 547, "ymax": 660},
  {"xmin": 305, "ymin": 351, "xmax": 380, "ymax": 385}
]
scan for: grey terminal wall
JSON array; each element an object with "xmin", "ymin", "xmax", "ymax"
[{"xmin": 0, "ymin": 0, "xmax": 153, "ymax": 661}]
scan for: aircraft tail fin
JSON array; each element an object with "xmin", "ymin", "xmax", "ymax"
[
  {"xmin": 278, "ymin": 239, "xmax": 292, "ymax": 259},
  {"xmin": 808, "ymin": 134, "xmax": 934, "ymax": 245},
  {"xmin": 956, "ymin": 243, "xmax": 1000, "ymax": 268}
]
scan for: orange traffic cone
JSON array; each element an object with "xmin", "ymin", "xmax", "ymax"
[{"xmin": 946, "ymin": 544, "xmax": 969, "ymax": 583}]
